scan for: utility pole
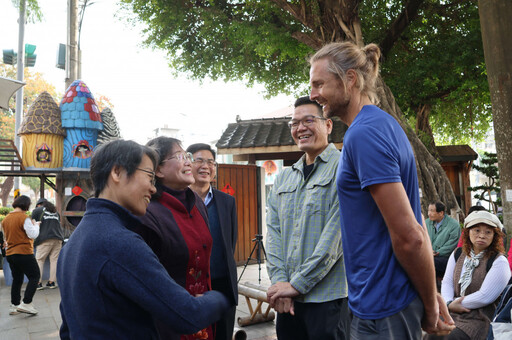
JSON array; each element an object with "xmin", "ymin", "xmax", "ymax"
[
  {"xmin": 14, "ymin": 0, "xmax": 26, "ymax": 192},
  {"xmin": 65, "ymin": 0, "xmax": 79, "ymax": 89}
]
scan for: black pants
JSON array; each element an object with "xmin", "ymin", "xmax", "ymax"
[
  {"xmin": 434, "ymin": 255, "xmax": 450, "ymax": 278},
  {"xmin": 7, "ymin": 254, "xmax": 40, "ymax": 305},
  {"xmin": 276, "ymin": 298, "xmax": 351, "ymax": 340},
  {"xmin": 211, "ymin": 277, "xmax": 237, "ymax": 340}
]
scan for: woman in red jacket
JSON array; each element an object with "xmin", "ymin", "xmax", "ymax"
[{"xmin": 135, "ymin": 136, "xmax": 214, "ymax": 340}]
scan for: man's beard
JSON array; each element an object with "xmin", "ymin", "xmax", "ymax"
[{"xmin": 323, "ymin": 91, "xmax": 351, "ymax": 120}]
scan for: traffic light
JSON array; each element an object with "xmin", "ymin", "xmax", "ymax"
[
  {"xmin": 24, "ymin": 44, "xmax": 36, "ymax": 67},
  {"xmin": 1, "ymin": 44, "xmax": 36, "ymax": 67},
  {"xmin": 2, "ymin": 49, "xmax": 17, "ymax": 65}
]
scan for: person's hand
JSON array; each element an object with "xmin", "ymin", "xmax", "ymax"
[
  {"xmin": 267, "ymin": 282, "xmax": 300, "ymax": 303},
  {"xmin": 422, "ymin": 293, "xmax": 456, "ymax": 335},
  {"xmin": 433, "ymin": 251, "xmax": 439, "ymax": 257},
  {"xmin": 448, "ymin": 297, "xmax": 470, "ymax": 314},
  {"xmin": 272, "ymin": 297, "xmax": 295, "ymax": 315}
]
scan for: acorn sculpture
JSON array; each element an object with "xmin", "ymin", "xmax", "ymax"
[
  {"xmin": 18, "ymin": 91, "xmax": 66, "ymax": 170},
  {"xmin": 60, "ymin": 80, "xmax": 103, "ymax": 169}
]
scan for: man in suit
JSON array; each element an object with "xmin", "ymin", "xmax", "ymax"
[
  {"xmin": 426, "ymin": 201, "xmax": 461, "ymax": 278},
  {"xmin": 187, "ymin": 143, "xmax": 238, "ymax": 340}
]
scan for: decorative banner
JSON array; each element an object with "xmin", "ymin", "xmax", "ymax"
[
  {"xmin": 72, "ymin": 185, "xmax": 83, "ymax": 196},
  {"xmin": 222, "ymin": 184, "xmax": 235, "ymax": 196}
]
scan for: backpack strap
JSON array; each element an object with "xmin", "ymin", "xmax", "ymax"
[
  {"xmin": 486, "ymin": 253, "xmax": 500, "ymax": 272},
  {"xmin": 454, "ymin": 247, "xmax": 462, "ymax": 262}
]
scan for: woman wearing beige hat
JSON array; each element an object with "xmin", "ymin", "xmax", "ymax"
[{"xmin": 425, "ymin": 211, "xmax": 511, "ymax": 339}]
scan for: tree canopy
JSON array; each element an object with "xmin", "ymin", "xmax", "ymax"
[{"xmin": 120, "ymin": 0, "xmax": 490, "ymax": 145}]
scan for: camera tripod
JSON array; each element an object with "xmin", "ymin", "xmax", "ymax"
[{"xmin": 238, "ymin": 234, "xmax": 267, "ymax": 285}]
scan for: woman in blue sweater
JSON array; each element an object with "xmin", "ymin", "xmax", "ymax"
[{"xmin": 57, "ymin": 140, "xmax": 229, "ymax": 340}]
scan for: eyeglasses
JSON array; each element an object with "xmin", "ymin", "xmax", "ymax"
[
  {"xmin": 469, "ymin": 228, "xmax": 494, "ymax": 237},
  {"xmin": 193, "ymin": 158, "xmax": 217, "ymax": 166},
  {"xmin": 136, "ymin": 168, "xmax": 156, "ymax": 186},
  {"xmin": 162, "ymin": 152, "xmax": 194, "ymax": 163},
  {"xmin": 288, "ymin": 115, "xmax": 327, "ymax": 130}
]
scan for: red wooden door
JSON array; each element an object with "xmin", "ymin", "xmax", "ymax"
[{"xmin": 216, "ymin": 164, "xmax": 260, "ymax": 264}]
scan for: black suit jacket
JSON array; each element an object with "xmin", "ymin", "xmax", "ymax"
[{"xmin": 210, "ymin": 189, "xmax": 239, "ymax": 305}]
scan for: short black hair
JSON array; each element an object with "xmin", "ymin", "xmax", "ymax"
[
  {"xmin": 146, "ymin": 136, "xmax": 182, "ymax": 165},
  {"xmin": 90, "ymin": 139, "xmax": 159, "ymax": 198},
  {"xmin": 13, "ymin": 195, "xmax": 31, "ymax": 211},
  {"xmin": 429, "ymin": 201, "xmax": 446, "ymax": 213},
  {"xmin": 186, "ymin": 143, "xmax": 216, "ymax": 159},
  {"xmin": 294, "ymin": 96, "xmax": 323, "ymax": 116},
  {"xmin": 468, "ymin": 205, "xmax": 487, "ymax": 215}
]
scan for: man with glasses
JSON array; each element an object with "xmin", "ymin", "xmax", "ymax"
[
  {"xmin": 186, "ymin": 143, "xmax": 238, "ymax": 340},
  {"xmin": 265, "ymin": 97, "xmax": 349, "ymax": 340}
]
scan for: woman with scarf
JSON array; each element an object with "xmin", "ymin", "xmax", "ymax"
[
  {"xmin": 426, "ymin": 210, "xmax": 510, "ymax": 340},
  {"xmin": 135, "ymin": 136, "xmax": 214, "ymax": 340}
]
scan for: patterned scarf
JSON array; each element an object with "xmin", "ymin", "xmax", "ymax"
[{"xmin": 459, "ymin": 249, "xmax": 485, "ymax": 296}]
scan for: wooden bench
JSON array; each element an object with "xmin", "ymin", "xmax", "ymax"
[{"xmin": 237, "ymin": 281, "xmax": 275, "ymax": 326}]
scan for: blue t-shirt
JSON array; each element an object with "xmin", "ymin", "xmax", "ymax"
[{"xmin": 336, "ymin": 105, "xmax": 421, "ymax": 319}]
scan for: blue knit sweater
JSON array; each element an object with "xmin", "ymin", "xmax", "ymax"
[{"xmin": 57, "ymin": 198, "xmax": 229, "ymax": 339}]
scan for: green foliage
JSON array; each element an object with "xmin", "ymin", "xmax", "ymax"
[
  {"xmin": 376, "ymin": 1, "xmax": 491, "ymax": 146},
  {"xmin": 120, "ymin": 0, "xmax": 313, "ymax": 96},
  {"xmin": 0, "ymin": 206, "xmax": 13, "ymax": 216},
  {"xmin": 119, "ymin": 0, "xmax": 492, "ymax": 141},
  {"xmin": 468, "ymin": 152, "xmax": 501, "ymax": 212},
  {"xmin": 10, "ymin": 0, "xmax": 44, "ymax": 23}
]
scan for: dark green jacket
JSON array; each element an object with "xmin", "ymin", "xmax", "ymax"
[{"xmin": 426, "ymin": 216, "xmax": 461, "ymax": 257}]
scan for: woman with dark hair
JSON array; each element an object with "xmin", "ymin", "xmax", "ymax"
[
  {"xmin": 426, "ymin": 211, "xmax": 511, "ymax": 339},
  {"xmin": 3, "ymin": 195, "xmax": 40, "ymax": 315},
  {"xmin": 135, "ymin": 136, "xmax": 214, "ymax": 340},
  {"xmin": 57, "ymin": 139, "xmax": 228, "ymax": 339},
  {"xmin": 34, "ymin": 201, "xmax": 64, "ymax": 289}
]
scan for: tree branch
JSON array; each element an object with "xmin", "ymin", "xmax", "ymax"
[
  {"xmin": 334, "ymin": 13, "xmax": 355, "ymax": 42},
  {"xmin": 352, "ymin": 15, "xmax": 364, "ymax": 47},
  {"xmin": 379, "ymin": 0, "xmax": 426, "ymax": 59},
  {"xmin": 291, "ymin": 31, "xmax": 323, "ymax": 50}
]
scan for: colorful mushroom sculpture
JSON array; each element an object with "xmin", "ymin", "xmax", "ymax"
[{"xmin": 60, "ymin": 80, "xmax": 103, "ymax": 169}]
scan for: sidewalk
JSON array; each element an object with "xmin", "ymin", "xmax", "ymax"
[{"xmin": 0, "ymin": 263, "xmax": 277, "ymax": 340}]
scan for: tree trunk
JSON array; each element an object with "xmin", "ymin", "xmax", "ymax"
[
  {"xmin": 415, "ymin": 104, "xmax": 439, "ymax": 159},
  {"xmin": 479, "ymin": 0, "xmax": 512, "ymax": 237},
  {"xmin": 376, "ymin": 77, "xmax": 459, "ymax": 215},
  {"xmin": 0, "ymin": 177, "xmax": 14, "ymax": 206}
]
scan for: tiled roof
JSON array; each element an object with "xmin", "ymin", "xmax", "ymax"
[
  {"xmin": 437, "ymin": 145, "xmax": 478, "ymax": 162},
  {"xmin": 216, "ymin": 117, "xmax": 348, "ymax": 149},
  {"xmin": 216, "ymin": 117, "xmax": 477, "ymax": 164}
]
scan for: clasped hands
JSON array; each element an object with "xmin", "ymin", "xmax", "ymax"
[{"xmin": 266, "ymin": 282, "xmax": 300, "ymax": 315}]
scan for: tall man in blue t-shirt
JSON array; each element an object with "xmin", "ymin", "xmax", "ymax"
[{"xmin": 306, "ymin": 42, "xmax": 455, "ymax": 339}]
